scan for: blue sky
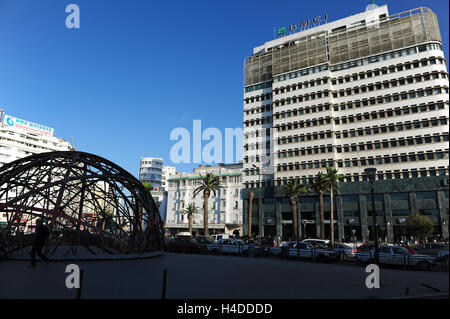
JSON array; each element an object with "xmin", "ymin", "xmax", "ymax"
[{"xmin": 0, "ymin": 0, "xmax": 448, "ymax": 177}]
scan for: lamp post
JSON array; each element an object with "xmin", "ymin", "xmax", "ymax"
[
  {"xmin": 364, "ymin": 167, "xmax": 379, "ymax": 265},
  {"xmin": 252, "ymin": 164, "xmax": 263, "ymax": 239}
]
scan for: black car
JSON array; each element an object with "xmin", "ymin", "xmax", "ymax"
[
  {"xmin": 257, "ymin": 237, "xmax": 281, "ymax": 248},
  {"xmin": 193, "ymin": 236, "xmax": 216, "ymax": 245},
  {"xmin": 167, "ymin": 237, "xmax": 207, "ymax": 254}
]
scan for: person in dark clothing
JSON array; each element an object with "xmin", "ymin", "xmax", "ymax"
[
  {"xmin": 29, "ymin": 219, "xmax": 50, "ymax": 267},
  {"xmin": 0, "ymin": 230, "xmax": 7, "ymax": 261}
]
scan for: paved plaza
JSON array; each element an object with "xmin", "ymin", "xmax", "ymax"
[{"xmin": 0, "ymin": 253, "xmax": 448, "ymax": 299}]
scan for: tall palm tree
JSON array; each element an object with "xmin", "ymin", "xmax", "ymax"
[
  {"xmin": 284, "ymin": 179, "xmax": 309, "ymax": 240},
  {"xmin": 193, "ymin": 173, "xmax": 221, "ymax": 237},
  {"xmin": 182, "ymin": 203, "xmax": 199, "ymax": 235},
  {"xmin": 309, "ymin": 172, "xmax": 330, "ymax": 239},
  {"xmin": 248, "ymin": 190, "xmax": 254, "ymax": 240},
  {"xmin": 325, "ymin": 167, "xmax": 343, "ymax": 247}
]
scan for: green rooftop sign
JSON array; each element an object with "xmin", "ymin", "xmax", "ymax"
[{"xmin": 277, "ymin": 27, "xmax": 286, "ymax": 36}]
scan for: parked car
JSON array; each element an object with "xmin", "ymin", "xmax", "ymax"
[
  {"xmin": 207, "ymin": 238, "xmax": 263, "ymax": 256},
  {"xmin": 331, "ymin": 243, "xmax": 356, "ymax": 257},
  {"xmin": 301, "ymin": 238, "xmax": 330, "ymax": 246},
  {"xmin": 437, "ymin": 250, "xmax": 449, "ymax": 265},
  {"xmin": 210, "ymin": 234, "xmax": 230, "ymax": 242},
  {"xmin": 256, "ymin": 237, "xmax": 281, "ymax": 248},
  {"xmin": 412, "ymin": 243, "xmax": 449, "ymax": 256},
  {"xmin": 193, "ymin": 236, "xmax": 216, "ymax": 245},
  {"xmin": 166, "ymin": 236, "xmax": 207, "ymax": 254},
  {"xmin": 269, "ymin": 241, "xmax": 339, "ymax": 262},
  {"xmin": 356, "ymin": 245, "xmax": 436, "ymax": 270}
]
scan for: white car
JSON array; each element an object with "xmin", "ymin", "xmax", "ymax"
[
  {"xmin": 269, "ymin": 241, "xmax": 339, "ymax": 261},
  {"xmin": 210, "ymin": 234, "xmax": 230, "ymax": 242},
  {"xmin": 356, "ymin": 245, "xmax": 436, "ymax": 270},
  {"xmin": 207, "ymin": 238, "xmax": 263, "ymax": 256}
]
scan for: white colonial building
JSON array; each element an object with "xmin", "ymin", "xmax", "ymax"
[{"xmin": 165, "ymin": 163, "xmax": 243, "ymax": 236}]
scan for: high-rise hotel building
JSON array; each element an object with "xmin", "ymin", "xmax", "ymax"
[{"xmin": 242, "ymin": 4, "xmax": 449, "ymax": 242}]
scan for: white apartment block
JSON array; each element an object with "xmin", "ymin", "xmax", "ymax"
[
  {"xmin": 243, "ymin": 4, "xmax": 449, "ymax": 188},
  {"xmin": 0, "ymin": 112, "xmax": 75, "ymax": 167},
  {"xmin": 162, "ymin": 165, "xmax": 176, "ymax": 191},
  {"xmin": 139, "ymin": 158, "xmax": 177, "ymax": 191},
  {"xmin": 139, "ymin": 158, "xmax": 177, "ymax": 222},
  {"xmin": 139, "ymin": 157, "xmax": 164, "ymax": 189},
  {"xmin": 0, "ymin": 111, "xmax": 75, "ymax": 229},
  {"xmin": 165, "ymin": 163, "xmax": 243, "ymax": 236}
]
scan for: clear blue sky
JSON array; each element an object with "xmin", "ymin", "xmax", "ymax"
[{"xmin": 0, "ymin": 0, "xmax": 448, "ymax": 177}]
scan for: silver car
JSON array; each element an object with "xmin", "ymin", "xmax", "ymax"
[
  {"xmin": 269, "ymin": 241, "xmax": 339, "ymax": 261},
  {"xmin": 332, "ymin": 243, "xmax": 356, "ymax": 257},
  {"xmin": 356, "ymin": 245, "xmax": 436, "ymax": 270}
]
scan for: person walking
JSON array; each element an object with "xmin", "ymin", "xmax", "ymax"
[
  {"xmin": 28, "ymin": 219, "xmax": 50, "ymax": 267},
  {"xmin": 0, "ymin": 229, "xmax": 7, "ymax": 261}
]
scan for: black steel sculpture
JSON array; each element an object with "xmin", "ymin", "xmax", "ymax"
[{"xmin": 0, "ymin": 151, "xmax": 164, "ymax": 255}]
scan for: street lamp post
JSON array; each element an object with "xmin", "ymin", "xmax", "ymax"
[
  {"xmin": 364, "ymin": 167, "xmax": 379, "ymax": 265},
  {"xmin": 252, "ymin": 164, "xmax": 263, "ymax": 239}
]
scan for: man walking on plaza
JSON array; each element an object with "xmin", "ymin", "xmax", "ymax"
[{"xmin": 28, "ymin": 218, "xmax": 50, "ymax": 267}]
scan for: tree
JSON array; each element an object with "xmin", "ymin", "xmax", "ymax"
[
  {"xmin": 406, "ymin": 214, "xmax": 434, "ymax": 242},
  {"xmin": 182, "ymin": 203, "xmax": 199, "ymax": 235},
  {"xmin": 325, "ymin": 167, "xmax": 343, "ymax": 247},
  {"xmin": 193, "ymin": 173, "xmax": 221, "ymax": 237},
  {"xmin": 142, "ymin": 182, "xmax": 154, "ymax": 192},
  {"xmin": 309, "ymin": 172, "xmax": 329, "ymax": 239},
  {"xmin": 284, "ymin": 179, "xmax": 309, "ymax": 240}
]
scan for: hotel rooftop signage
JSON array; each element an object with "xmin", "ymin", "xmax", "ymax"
[
  {"xmin": 278, "ymin": 14, "xmax": 328, "ymax": 37},
  {"xmin": 2, "ymin": 114, "xmax": 54, "ymax": 136}
]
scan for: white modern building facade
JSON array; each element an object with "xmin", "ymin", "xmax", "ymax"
[
  {"xmin": 242, "ymin": 4, "xmax": 449, "ymax": 241},
  {"xmin": 0, "ymin": 112, "xmax": 75, "ymax": 167},
  {"xmin": 138, "ymin": 157, "xmax": 177, "ymax": 222},
  {"xmin": 0, "ymin": 111, "xmax": 75, "ymax": 229},
  {"xmin": 139, "ymin": 157, "xmax": 164, "ymax": 190},
  {"xmin": 165, "ymin": 163, "xmax": 243, "ymax": 236}
]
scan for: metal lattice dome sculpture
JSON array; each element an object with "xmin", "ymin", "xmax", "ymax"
[{"xmin": 0, "ymin": 151, "xmax": 164, "ymax": 258}]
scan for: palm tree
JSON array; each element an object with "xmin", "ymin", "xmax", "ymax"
[
  {"xmin": 248, "ymin": 190, "xmax": 254, "ymax": 240},
  {"xmin": 325, "ymin": 167, "xmax": 343, "ymax": 247},
  {"xmin": 193, "ymin": 173, "xmax": 221, "ymax": 237},
  {"xmin": 182, "ymin": 203, "xmax": 199, "ymax": 235},
  {"xmin": 309, "ymin": 172, "xmax": 330, "ymax": 239},
  {"xmin": 142, "ymin": 182, "xmax": 154, "ymax": 192},
  {"xmin": 284, "ymin": 179, "xmax": 309, "ymax": 240}
]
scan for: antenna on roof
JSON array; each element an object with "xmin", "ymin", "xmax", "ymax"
[{"xmin": 366, "ymin": 0, "xmax": 378, "ymax": 11}]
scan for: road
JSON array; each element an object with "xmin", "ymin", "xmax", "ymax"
[{"xmin": 0, "ymin": 252, "xmax": 448, "ymax": 298}]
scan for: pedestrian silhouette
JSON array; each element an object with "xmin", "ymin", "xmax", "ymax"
[{"xmin": 29, "ymin": 219, "xmax": 50, "ymax": 267}]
